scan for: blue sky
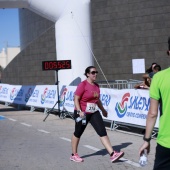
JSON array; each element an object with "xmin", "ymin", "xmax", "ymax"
[{"xmin": 0, "ymin": 9, "xmax": 20, "ymax": 51}]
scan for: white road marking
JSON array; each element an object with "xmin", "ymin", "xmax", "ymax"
[
  {"xmin": 8, "ymin": 118, "xmax": 17, "ymax": 121},
  {"xmin": 38, "ymin": 129, "xmax": 50, "ymax": 134},
  {"xmin": 60, "ymin": 137, "xmax": 71, "ymax": 142},
  {"xmin": 84, "ymin": 145, "xmax": 140, "ymax": 167},
  {"xmin": 120, "ymin": 157, "xmax": 141, "ymax": 167},
  {"xmin": 21, "ymin": 123, "xmax": 32, "ymax": 127}
]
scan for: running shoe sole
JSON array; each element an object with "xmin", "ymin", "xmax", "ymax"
[{"xmin": 111, "ymin": 152, "xmax": 124, "ymax": 163}]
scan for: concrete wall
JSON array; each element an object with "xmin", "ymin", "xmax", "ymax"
[
  {"xmin": 2, "ymin": 0, "xmax": 170, "ymax": 85},
  {"xmin": 2, "ymin": 9, "xmax": 56, "ymax": 85},
  {"xmin": 91, "ymin": 0, "xmax": 170, "ymax": 81},
  {"xmin": 19, "ymin": 8, "xmax": 55, "ymax": 50}
]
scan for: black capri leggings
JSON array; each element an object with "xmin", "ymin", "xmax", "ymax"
[{"xmin": 73, "ymin": 110, "xmax": 107, "ymax": 138}]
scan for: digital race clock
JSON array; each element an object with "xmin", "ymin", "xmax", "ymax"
[{"xmin": 42, "ymin": 60, "xmax": 71, "ymax": 70}]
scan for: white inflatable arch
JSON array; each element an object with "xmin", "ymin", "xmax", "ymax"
[{"xmin": 0, "ymin": 0, "xmax": 93, "ymax": 85}]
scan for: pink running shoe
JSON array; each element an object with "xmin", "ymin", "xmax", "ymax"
[
  {"xmin": 110, "ymin": 151, "xmax": 124, "ymax": 163},
  {"xmin": 70, "ymin": 153, "xmax": 84, "ymax": 162}
]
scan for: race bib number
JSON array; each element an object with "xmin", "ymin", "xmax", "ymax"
[{"xmin": 85, "ymin": 103, "xmax": 98, "ymax": 113}]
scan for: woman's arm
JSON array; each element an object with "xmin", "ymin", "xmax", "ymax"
[
  {"xmin": 74, "ymin": 95, "xmax": 84, "ymax": 117},
  {"xmin": 97, "ymin": 99, "xmax": 108, "ymax": 117}
]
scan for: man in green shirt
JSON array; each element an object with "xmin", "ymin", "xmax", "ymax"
[{"xmin": 139, "ymin": 67, "xmax": 170, "ymax": 170}]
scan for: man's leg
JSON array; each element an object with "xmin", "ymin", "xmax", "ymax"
[{"xmin": 153, "ymin": 143, "xmax": 170, "ymax": 170}]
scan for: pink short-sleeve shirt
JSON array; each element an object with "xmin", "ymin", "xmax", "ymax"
[{"xmin": 75, "ymin": 80, "xmax": 100, "ymax": 114}]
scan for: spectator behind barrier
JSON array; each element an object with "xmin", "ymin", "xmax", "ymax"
[
  {"xmin": 134, "ymin": 64, "xmax": 161, "ymax": 89},
  {"xmin": 145, "ymin": 63, "xmax": 157, "ymax": 74},
  {"xmin": 143, "ymin": 63, "xmax": 157, "ymax": 87}
]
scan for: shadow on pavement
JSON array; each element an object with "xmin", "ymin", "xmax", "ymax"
[
  {"xmin": 81, "ymin": 142, "xmax": 132, "ymax": 159},
  {"xmin": 0, "ymin": 108, "xmax": 17, "ymax": 112}
]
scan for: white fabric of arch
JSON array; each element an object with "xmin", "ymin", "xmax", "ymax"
[{"xmin": 0, "ymin": 0, "xmax": 93, "ymax": 85}]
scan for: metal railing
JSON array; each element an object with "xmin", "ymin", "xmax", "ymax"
[{"xmin": 97, "ymin": 79, "xmax": 143, "ymax": 89}]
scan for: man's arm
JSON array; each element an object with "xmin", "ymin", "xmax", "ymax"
[
  {"xmin": 139, "ymin": 98, "xmax": 159, "ymax": 155},
  {"xmin": 145, "ymin": 98, "xmax": 159, "ymax": 138}
]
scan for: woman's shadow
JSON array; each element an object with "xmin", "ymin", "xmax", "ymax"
[{"xmin": 81, "ymin": 142, "xmax": 132, "ymax": 162}]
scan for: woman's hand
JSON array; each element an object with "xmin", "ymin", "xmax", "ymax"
[
  {"xmin": 102, "ymin": 109, "xmax": 108, "ymax": 117},
  {"xmin": 79, "ymin": 111, "xmax": 85, "ymax": 118},
  {"xmin": 97, "ymin": 99, "xmax": 108, "ymax": 117}
]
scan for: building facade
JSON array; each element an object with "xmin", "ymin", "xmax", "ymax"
[
  {"xmin": 0, "ymin": 47, "xmax": 20, "ymax": 82},
  {"xmin": 0, "ymin": 47, "xmax": 20, "ymax": 68}
]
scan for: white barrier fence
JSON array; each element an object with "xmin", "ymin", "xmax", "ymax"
[{"xmin": 0, "ymin": 83, "xmax": 159, "ymax": 130}]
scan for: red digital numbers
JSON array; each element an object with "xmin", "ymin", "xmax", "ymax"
[{"xmin": 42, "ymin": 60, "xmax": 71, "ymax": 70}]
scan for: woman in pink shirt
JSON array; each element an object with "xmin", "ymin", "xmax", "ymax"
[{"xmin": 70, "ymin": 66, "xmax": 124, "ymax": 163}]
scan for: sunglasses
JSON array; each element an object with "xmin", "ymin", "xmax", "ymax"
[{"xmin": 90, "ymin": 71, "xmax": 98, "ymax": 75}]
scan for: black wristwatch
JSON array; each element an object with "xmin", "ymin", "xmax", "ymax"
[
  {"xmin": 143, "ymin": 136, "xmax": 151, "ymax": 142},
  {"xmin": 77, "ymin": 110, "xmax": 82, "ymax": 114}
]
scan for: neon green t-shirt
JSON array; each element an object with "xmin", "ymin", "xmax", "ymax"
[{"xmin": 150, "ymin": 67, "xmax": 170, "ymax": 148}]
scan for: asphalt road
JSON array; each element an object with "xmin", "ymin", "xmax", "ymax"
[{"xmin": 0, "ymin": 104, "xmax": 156, "ymax": 170}]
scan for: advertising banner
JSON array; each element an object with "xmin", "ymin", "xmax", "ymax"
[
  {"xmin": 100, "ymin": 88, "xmax": 159, "ymax": 128},
  {"xmin": 0, "ymin": 84, "xmax": 159, "ymax": 128},
  {"xmin": 0, "ymin": 84, "xmax": 10, "ymax": 102}
]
